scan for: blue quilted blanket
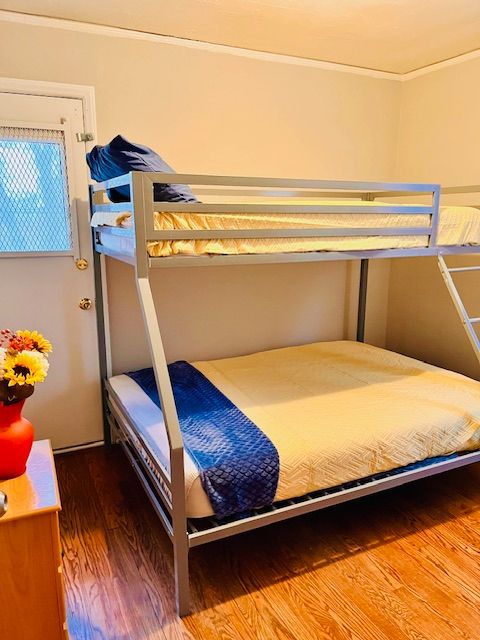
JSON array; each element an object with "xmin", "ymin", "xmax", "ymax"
[{"xmin": 127, "ymin": 363, "xmax": 280, "ymax": 518}]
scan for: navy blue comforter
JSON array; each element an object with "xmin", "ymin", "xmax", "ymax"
[{"xmin": 128, "ymin": 362, "xmax": 280, "ymax": 518}]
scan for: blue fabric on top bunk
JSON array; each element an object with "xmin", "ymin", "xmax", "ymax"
[
  {"xmin": 86, "ymin": 135, "xmax": 198, "ymax": 204},
  {"xmin": 127, "ymin": 363, "xmax": 280, "ymax": 518}
]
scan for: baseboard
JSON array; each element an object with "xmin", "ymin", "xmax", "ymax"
[{"xmin": 53, "ymin": 440, "xmax": 104, "ymax": 454}]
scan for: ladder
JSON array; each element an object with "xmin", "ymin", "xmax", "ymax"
[{"xmin": 437, "ymin": 256, "xmax": 480, "ymax": 364}]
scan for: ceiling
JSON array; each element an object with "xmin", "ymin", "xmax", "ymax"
[{"xmin": 2, "ymin": 0, "xmax": 480, "ymax": 74}]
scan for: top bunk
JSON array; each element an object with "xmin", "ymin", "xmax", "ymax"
[{"xmin": 90, "ymin": 172, "xmax": 480, "ymax": 268}]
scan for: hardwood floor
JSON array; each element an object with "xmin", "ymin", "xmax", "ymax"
[{"xmin": 56, "ymin": 447, "xmax": 480, "ymax": 640}]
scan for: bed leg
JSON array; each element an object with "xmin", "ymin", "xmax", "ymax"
[
  {"xmin": 356, "ymin": 258, "xmax": 369, "ymax": 342},
  {"xmin": 174, "ymin": 531, "xmax": 190, "ymax": 617}
]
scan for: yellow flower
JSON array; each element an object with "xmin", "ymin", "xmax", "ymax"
[
  {"xmin": 16, "ymin": 330, "xmax": 52, "ymax": 354},
  {"xmin": 3, "ymin": 350, "xmax": 49, "ymax": 387}
]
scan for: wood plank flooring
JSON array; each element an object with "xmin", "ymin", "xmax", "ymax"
[{"xmin": 56, "ymin": 446, "xmax": 480, "ymax": 640}]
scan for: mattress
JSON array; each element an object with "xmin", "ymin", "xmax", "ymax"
[
  {"xmin": 91, "ymin": 201, "xmax": 480, "ymax": 256},
  {"xmin": 109, "ymin": 341, "xmax": 480, "ymax": 518}
]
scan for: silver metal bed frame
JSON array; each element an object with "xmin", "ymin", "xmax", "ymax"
[{"xmin": 90, "ymin": 172, "xmax": 480, "ymax": 616}]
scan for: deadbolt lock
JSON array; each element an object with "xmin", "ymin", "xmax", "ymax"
[
  {"xmin": 76, "ymin": 258, "xmax": 89, "ymax": 270},
  {"xmin": 79, "ymin": 298, "xmax": 93, "ymax": 310}
]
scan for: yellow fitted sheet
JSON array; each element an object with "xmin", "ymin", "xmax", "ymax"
[
  {"xmin": 91, "ymin": 201, "xmax": 480, "ymax": 256},
  {"xmin": 111, "ymin": 341, "xmax": 480, "ymax": 517}
]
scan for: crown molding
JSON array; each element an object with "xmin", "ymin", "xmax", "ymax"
[
  {"xmin": 2, "ymin": 9, "xmax": 480, "ymax": 83},
  {"xmin": 402, "ymin": 48, "xmax": 480, "ymax": 80},
  {"xmin": 0, "ymin": 10, "xmax": 401, "ymax": 81}
]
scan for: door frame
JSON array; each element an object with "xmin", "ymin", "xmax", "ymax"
[
  {"xmin": 0, "ymin": 77, "xmax": 97, "ymax": 148},
  {"xmin": 0, "ymin": 78, "xmax": 113, "ymax": 451}
]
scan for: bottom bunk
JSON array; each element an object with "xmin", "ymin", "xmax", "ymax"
[{"xmin": 106, "ymin": 340, "xmax": 480, "ymax": 523}]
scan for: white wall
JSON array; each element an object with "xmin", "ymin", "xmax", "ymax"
[
  {"xmin": 0, "ymin": 19, "xmax": 401, "ymax": 372},
  {"xmin": 387, "ymin": 58, "xmax": 480, "ymax": 379}
]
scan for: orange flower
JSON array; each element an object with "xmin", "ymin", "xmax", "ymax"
[
  {"xmin": 9, "ymin": 335, "xmax": 34, "ymax": 352},
  {"xmin": 15, "ymin": 330, "xmax": 52, "ymax": 354}
]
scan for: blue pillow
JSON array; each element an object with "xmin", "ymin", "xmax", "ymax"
[{"xmin": 86, "ymin": 135, "xmax": 198, "ymax": 203}]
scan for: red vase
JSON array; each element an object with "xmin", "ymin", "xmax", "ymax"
[{"xmin": 0, "ymin": 400, "xmax": 34, "ymax": 480}]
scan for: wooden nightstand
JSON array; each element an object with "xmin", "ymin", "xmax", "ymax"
[{"xmin": 0, "ymin": 440, "xmax": 68, "ymax": 639}]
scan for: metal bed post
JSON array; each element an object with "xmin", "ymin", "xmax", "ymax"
[
  {"xmin": 356, "ymin": 192, "xmax": 374, "ymax": 343},
  {"xmin": 356, "ymin": 259, "xmax": 369, "ymax": 343},
  {"xmin": 90, "ymin": 184, "xmax": 113, "ymax": 447},
  {"xmin": 130, "ymin": 172, "xmax": 191, "ymax": 616},
  {"xmin": 429, "ymin": 185, "xmax": 441, "ymax": 248}
]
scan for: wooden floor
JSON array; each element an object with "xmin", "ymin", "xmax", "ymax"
[{"xmin": 57, "ymin": 446, "xmax": 480, "ymax": 640}]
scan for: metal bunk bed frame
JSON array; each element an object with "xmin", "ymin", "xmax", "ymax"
[{"xmin": 90, "ymin": 172, "xmax": 480, "ymax": 616}]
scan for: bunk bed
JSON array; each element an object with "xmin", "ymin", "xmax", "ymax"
[{"xmin": 90, "ymin": 172, "xmax": 480, "ymax": 616}]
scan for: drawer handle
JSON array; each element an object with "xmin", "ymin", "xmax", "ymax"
[{"xmin": 0, "ymin": 491, "xmax": 7, "ymax": 518}]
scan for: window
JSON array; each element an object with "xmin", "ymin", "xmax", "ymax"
[{"xmin": 0, "ymin": 126, "xmax": 72, "ymax": 253}]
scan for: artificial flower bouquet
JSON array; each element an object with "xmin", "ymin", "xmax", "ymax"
[{"xmin": 0, "ymin": 329, "xmax": 52, "ymax": 405}]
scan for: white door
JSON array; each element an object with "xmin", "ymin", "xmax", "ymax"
[{"xmin": 0, "ymin": 92, "xmax": 103, "ymax": 449}]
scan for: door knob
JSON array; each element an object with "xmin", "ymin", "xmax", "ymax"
[{"xmin": 79, "ymin": 298, "xmax": 93, "ymax": 310}]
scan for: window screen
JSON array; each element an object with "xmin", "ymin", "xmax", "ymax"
[{"xmin": 0, "ymin": 126, "xmax": 72, "ymax": 253}]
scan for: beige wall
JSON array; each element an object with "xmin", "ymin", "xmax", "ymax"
[
  {"xmin": 396, "ymin": 58, "xmax": 480, "ymax": 186},
  {"xmin": 0, "ymin": 20, "xmax": 401, "ymax": 372},
  {"xmin": 387, "ymin": 58, "xmax": 480, "ymax": 378}
]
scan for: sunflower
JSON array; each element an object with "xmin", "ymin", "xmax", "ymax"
[
  {"xmin": 14, "ymin": 330, "xmax": 52, "ymax": 354},
  {"xmin": 3, "ymin": 350, "xmax": 50, "ymax": 387}
]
